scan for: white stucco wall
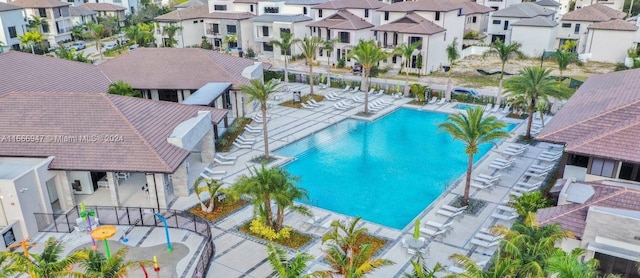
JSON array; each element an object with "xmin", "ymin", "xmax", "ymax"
[
  {"xmin": 465, "ymin": 13, "xmax": 490, "ymax": 33},
  {"xmin": 511, "ymin": 24, "xmax": 557, "ymax": 57},
  {"xmin": 0, "ymin": 8, "xmax": 27, "ymax": 51},
  {"xmin": 585, "ymin": 28, "xmax": 636, "ymax": 63},
  {"xmin": 155, "ymin": 21, "xmax": 205, "ymax": 48},
  {"xmin": 556, "ymin": 20, "xmax": 591, "ymax": 52}
]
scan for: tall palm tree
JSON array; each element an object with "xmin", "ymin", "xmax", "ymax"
[
  {"xmin": 2, "ymin": 237, "xmax": 88, "ymax": 277},
  {"xmin": 239, "ymin": 79, "xmax": 278, "ymax": 160},
  {"xmin": 28, "ymin": 16, "xmax": 49, "ymax": 33},
  {"xmin": 348, "ymin": 39, "xmax": 388, "ymax": 113},
  {"xmin": 162, "ymin": 24, "xmax": 182, "ymax": 47},
  {"xmin": 123, "ymin": 23, "xmax": 154, "ymax": 47},
  {"xmin": 97, "ymin": 16, "xmax": 119, "ymax": 36},
  {"xmin": 270, "ymin": 168, "xmax": 311, "ymax": 231},
  {"xmin": 0, "ymin": 255, "xmax": 20, "ymax": 277},
  {"xmin": 193, "ymin": 176, "xmax": 224, "ymax": 213},
  {"xmin": 394, "ymin": 40, "xmax": 422, "ymax": 96},
  {"xmin": 266, "ymin": 244, "xmax": 314, "ymax": 278},
  {"xmin": 270, "ymin": 32, "xmax": 300, "ymax": 83},
  {"xmin": 108, "ymin": 81, "xmax": 141, "ymax": 97},
  {"xmin": 438, "ymin": 107, "xmax": 508, "ymax": 206},
  {"xmin": 322, "ymin": 38, "xmax": 338, "ymax": 87},
  {"xmin": 482, "ymin": 39, "xmax": 524, "ymax": 107},
  {"xmin": 503, "ymin": 67, "xmax": 571, "ymax": 139},
  {"xmin": 445, "ymin": 38, "xmax": 460, "ymax": 101},
  {"xmin": 18, "ymin": 31, "xmax": 45, "ymax": 54},
  {"xmin": 81, "ymin": 247, "xmax": 152, "ymax": 278},
  {"xmin": 85, "ymin": 22, "xmax": 106, "ymax": 61},
  {"xmin": 554, "ymin": 48, "xmax": 581, "ymax": 82},
  {"xmin": 298, "ymin": 36, "xmax": 323, "ymax": 96},
  {"xmin": 72, "ymin": 25, "xmax": 84, "ymax": 41}
]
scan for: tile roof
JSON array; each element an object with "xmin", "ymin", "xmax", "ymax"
[
  {"xmin": 562, "ymin": 3, "xmax": 625, "ymax": 22},
  {"xmin": 10, "ymin": 0, "xmax": 70, "ymax": 8},
  {"xmin": 306, "ymin": 9, "xmax": 374, "ymax": 30},
  {"xmin": 491, "ymin": 3, "xmax": 555, "ymax": 18},
  {"xmin": 70, "ymin": 6, "xmax": 97, "ymax": 16},
  {"xmin": 371, "ymin": 12, "xmax": 446, "ymax": 35},
  {"xmin": 378, "ymin": 0, "xmax": 459, "ymax": 12},
  {"xmin": 312, "ymin": 0, "xmax": 388, "ymax": 10},
  {"xmin": 0, "ymin": 92, "xmax": 227, "ymax": 173},
  {"xmin": 537, "ymin": 69, "xmax": 640, "ymax": 163},
  {"xmin": 511, "ymin": 16, "xmax": 558, "ymax": 27},
  {"xmin": 537, "ymin": 182, "xmax": 640, "ymax": 238},
  {"xmin": 174, "ymin": 0, "xmax": 206, "ymax": 8},
  {"xmin": 78, "ymin": 2, "xmax": 125, "ymax": 11},
  {"xmin": 0, "ymin": 51, "xmax": 111, "ymax": 95},
  {"xmin": 536, "ymin": 0, "xmax": 561, "ymax": 7},
  {"xmin": 155, "ymin": 6, "xmax": 255, "ymax": 22},
  {"xmin": 250, "ymin": 14, "xmax": 312, "ymax": 22},
  {"xmin": 0, "ymin": 2, "xmax": 23, "ymax": 12},
  {"xmin": 97, "ymin": 48, "xmax": 260, "ymax": 90},
  {"xmin": 454, "ymin": 0, "xmax": 494, "ymax": 15},
  {"xmin": 588, "ymin": 19, "xmax": 639, "ymax": 31}
]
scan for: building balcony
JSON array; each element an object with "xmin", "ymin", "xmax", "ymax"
[{"xmin": 206, "ymin": 29, "xmax": 221, "ymax": 36}]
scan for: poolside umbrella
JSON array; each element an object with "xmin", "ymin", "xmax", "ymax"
[{"xmin": 413, "ymin": 219, "xmax": 421, "ymax": 239}]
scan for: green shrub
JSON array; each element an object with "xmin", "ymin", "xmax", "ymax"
[
  {"xmin": 337, "ymin": 58, "xmax": 346, "ymax": 68},
  {"xmin": 463, "ymin": 30, "xmax": 479, "ymax": 39}
]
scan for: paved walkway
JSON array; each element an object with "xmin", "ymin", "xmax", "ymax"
[{"xmin": 170, "ymin": 84, "xmax": 561, "ymax": 277}]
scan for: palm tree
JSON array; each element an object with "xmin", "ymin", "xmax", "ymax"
[
  {"xmin": 270, "ymin": 32, "xmax": 300, "ymax": 83},
  {"xmin": 322, "ymin": 38, "xmax": 338, "ymax": 67},
  {"xmin": 0, "ymin": 255, "xmax": 20, "ymax": 277},
  {"xmin": 2, "ymin": 237, "xmax": 88, "ymax": 277},
  {"xmin": 124, "ymin": 23, "xmax": 154, "ymax": 47},
  {"xmin": 223, "ymin": 34, "xmax": 237, "ymax": 53},
  {"xmin": 72, "ymin": 25, "xmax": 85, "ymax": 41},
  {"xmin": 266, "ymin": 244, "xmax": 314, "ymax": 278},
  {"xmin": 298, "ymin": 36, "xmax": 323, "ymax": 96},
  {"xmin": 546, "ymin": 248, "xmax": 599, "ymax": 278},
  {"xmin": 318, "ymin": 217, "xmax": 394, "ymax": 277},
  {"xmin": 85, "ymin": 22, "xmax": 106, "ymax": 61},
  {"xmin": 445, "ymin": 38, "xmax": 460, "ymax": 101},
  {"xmin": 18, "ymin": 31, "xmax": 45, "ymax": 54},
  {"xmin": 394, "ymin": 40, "xmax": 422, "ymax": 96},
  {"xmin": 404, "ymin": 257, "xmax": 444, "ymax": 278},
  {"xmin": 447, "ymin": 251, "xmax": 520, "ymax": 278},
  {"xmin": 348, "ymin": 39, "xmax": 388, "ymax": 113},
  {"xmin": 28, "ymin": 16, "xmax": 49, "ymax": 33},
  {"xmin": 97, "ymin": 16, "xmax": 120, "ymax": 36},
  {"xmin": 507, "ymin": 191, "xmax": 549, "ymax": 218},
  {"xmin": 239, "ymin": 79, "xmax": 278, "ymax": 160},
  {"xmin": 482, "ymin": 39, "xmax": 524, "ymax": 107},
  {"xmin": 162, "ymin": 24, "xmax": 182, "ymax": 47},
  {"xmin": 503, "ymin": 67, "xmax": 571, "ymax": 139},
  {"xmin": 193, "ymin": 176, "xmax": 224, "ymax": 213},
  {"xmin": 438, "ymin": 107, "xmax": 508, "ymax": 206},
  {"xmin": 108, "ymin": 81, "xmax": 141, "ymax": 97},
  {"xmin": 554, "ymin": 48, "xmax": 581, "ymax": 82},
  {"xmin": 81, "ymin": 247, "xmax": 152, "ymax": 278},
  {"xmin": 270, "ymin": 169, "xmax": 311, "ymax": 231}
]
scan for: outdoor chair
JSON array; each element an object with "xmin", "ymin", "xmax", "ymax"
[
  {"xmin": 428, "ymin": 97, "xmax": 438, "ymax": 104},
  {"xmin": 436, "ymin": 98, "xmax": 446, "ymax": 105},
  {"xmin": 471, "ymin": 182, "xmax": 494, "ymax": 191},
  {"xmin": 233, "ymin": 142, "xmax": 252, "ymax": 149},
  {"xmin": 342, "ymin": 86, "xmax": 351, "ymax": 92},
  {"xmin": 215, "ymin": 153, "xmax": 238, "ymax": 161},
  {"xmin": 214, "ymin": 158, "xmax": 235, "ymax": 166},
  {"xmin": 516, "ymin": 181, "xmax": 542, "ymax": 189}
]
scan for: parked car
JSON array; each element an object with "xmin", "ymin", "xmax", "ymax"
[
  {"xmin": 129, "ymin": 44, "xmax": 139, "ymax": 50},
  {"xmin": 103, "ymin": 42, "xmax": 117, "ymax": 50},
  {"xmin": 451, "ymin": 87, "xmax": 480, "ymax": 98},
  {"xmin": 352, "ymin": 62, "xmax": 362, "ymax": 74},
  {"xmin": 71, "ymin": 41, "xmax": 86, "ymax": 50}
]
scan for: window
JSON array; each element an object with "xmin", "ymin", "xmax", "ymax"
[
  {"xmin": 562, "ymin": 23, "xmax": 571, "ymax": 28},
  {"xmin": 280, "ymin": 28, "xmax": 290, "ymax": 34},
  {"xmin": 8, "ymin": 26, "xmax": 17, "ymax": 38},
  {"xmin": 262, "ymin": 26, "xmax": 269, "ymax": 37},
  {"xmin": 392, "ymin": 32, "xmax": 398, "ymax": 46},
  {"xmin": 193, "ymin": 20, "xmax": 198, "ymax": 24},
  {"xmin": 303, "ymin": 7, "xmax": 307, "ymax": 15},
  {"xmin": 384, "ymin": 11, "xmax": 389, "ymax": 21},
  {"xmin": 392, "ymin": 55, "xmax": 397, "ymax": 63},
  {"xmin": 472, "ymin": 16, "xmax": 477, "ymax": 23},
  {"xmin": 492, "ymin": 19, "xmax": 501, "ymax": 24},
  {"xmin": 619, "ymin": 162, "xmax": 640, "ymax": 182},
  {"xmin": 326, "ymin": 29, "xmax": 330, "ymax": 40},
  {"xmin": 491, "ymin": 6, "xmax": 499, "ymax": 10},
  {"xmin": 318, "ymin": 47, "xmax": 323, "ymax": 56},
  {"xmin": 409, "ymin": 36, "xmax": 421, "ymax": 49},
  {"xmin": 264, "ymin": 6, "xmax": 279, "ymax": 13},
  {"xmin": 339, "ymin": 31, "xmax": 349, "ymax": 43},
  {"xmin": 346, "ymin": 49, "xmax": 351, "ymax": 61},
  {"xmin": 589, "ymin": 158, "xmax": 616, "ymax": 178},
  {"xmin": 250, "ymin": 4, "xmax": 254, "ymax": 12},
  {"xmin": 214, "ymin": 5, "xmax": 227, "ymax": 11},
  {"xmin": 567, "ymin": 154, "xmax": 588, "ymax": 167},
  {"xmin": 227, "ymin": 25, "xmax": 236, "ymax": 34},
  {"xmin": 212, "ymin": 24, "xmax": 219, "ymax": 34},
  {"xmin": 574, "ymin": 23, "xmax": 580, "ymax": 34},
  {"xmin": 38, "ymin": 8, "xmax": 47, "ymax": 17},
  {"xmin": 383, "ymin": 32, "xmax": 388, "ymax": 46},
  {"xmin": 364, "ymin": 9, "xmax": 369, "ymax": 18},
  {"xmin": 503, "ymin": 20, "xmax": 509, "ymax": 30},
  {"xmin": 435, "ymin": 11, "xmax": 440, "ymax": 21},
  {"xmin": 457, "ymin": 8, "xmax": 462, "ymax": 16},
  {"xmin": 42, "ymin": 24, "xmax": 49, "ymax": 33},
  {"xmin": 317, "ymin": 28, "xmax": 322, "ymax": 39},
  {"xmin": 263, "ymin": 42, "xmax": 273, "ymax": 51},
  {"xmin": 319, "ymin": 9, "xmax": 323, "ymax": 18}
]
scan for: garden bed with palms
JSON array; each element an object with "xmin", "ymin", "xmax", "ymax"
[
  {"xmin": 189, "ymin": 198, "xmax": 249, "ymax": 224},
  {"xmin": 215, "ymin": 117, "xmax": 252, "ymax": 152},
  {"xmin": 239, "ymin": 220, "xmax": 313, "ymax": 250},
  {"xmin": 280, "ymin": 94, "xmax": 325, "ymax": 109}
]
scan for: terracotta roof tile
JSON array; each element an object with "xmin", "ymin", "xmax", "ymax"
[
  {"xmin": 562, "ymin": 3, "xmax": 625, "ymax": 22},
  {"xmin": 71, "ymin": 6, "xmax": 97, "ymax": 16},
  {"xmin": 491, "ymin": 3, "xmax": 555, "ymax": 18},
  {"xmin": 450, "ymin": 0, "xmax": 494, "ymax": 15},
  {"xmin": 312, "ymin": 0, "xmax": 388, "ymax": 10},
  {"xmin": 307, "ymin": 9, "xmax": 373, "ymax": 30},
  {"xmin": 588, "ymin": 19, "xmax": 639, "ymax": 31},
  {"xmin": 378, "ymin": 0, "xmax": 459, "ymax": 12},
  {"xmin": 0, "ymin": 2, "xmax": 23, "ymax": 12},
  {"xmin": 10, "ymin": 0, "xmax": 69, "ymax": 8},
  {"xmin": 0, "ymin": 92, "xmax": 227, "ymax": 173},
  {"xmin": 78, "ymin": 2, "xmax": 125, "ymax": 11},
  {"xmin": 372, "ymin": 12, "xmax": 445, "ymax": 35},
  {"xmin": 155, "ymin": 5, "xmax": 254, "ymax": 22}
]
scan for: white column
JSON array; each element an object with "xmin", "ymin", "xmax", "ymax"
[
  {"xmin": 106, "ymin": 172, "xmax": 120, "ymax": 207},
  {"xmin": 146, "ymin": 174, "xmax": 168, "ymax": 209},
  {"xmin": 55, "ymin": 171, "xmax": 75, "ymax": 210},
  {"xmin": 200, "ymin": 129, "xmax": 215, "ymax": 164}
]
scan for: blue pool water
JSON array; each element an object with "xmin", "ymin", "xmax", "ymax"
[
  {"xmin": 453, "ymin": 103, "xmax": 477, "ymax": 110},
  {"xmin": 276, "ymin": 108, "xmax": 514, "ymax": 229}
]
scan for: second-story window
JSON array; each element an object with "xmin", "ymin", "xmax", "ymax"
[
  {"xmin": 262, "ymin": 26, "xmax": 269, "ymax": 37},
  {"xmin": 574, "ymin": 23, "xmax": 580, "ymax": 34},
  {"xmin": 264, "ymin": 6, "xmax": 279, "ymax": 13},
  {"xmin": 339, "ymin": 32, "xmax": 349, "ymax": 43},
  {"xmin": 303, "ymin": 7, "xmax": 307, "ymax": 15},
  {"xmin": 8, "ymin": 26, "xmax": 17, "ymax": 38},
  {"xmin": 435, "ymin": 11, "xmax": 440, "ymax": 21},
  {"xmin": 38, "ymin": 8, "xmax": 47, "ymax": 17},
  {"xmin": 211, "ymin": 23, "xmax": 219, "ymax": 34},
  {"xmin": 319, "ymin": 9, "xmax": 323, "ymax": 18},
  {"xmin": 214, "ymin": 5, "xmax": 227, "ymax": 11},
  {"xmin": 393, "ymin": 32, "xmax": 398, "ymax": 46},
  {"xmin": 384, "ymin": 11, "xmax": 389, "ymax": 20},
  {"xmin": 364, "ymin": 9, "xmax": 369, "ymax": 18},
  {"xmin": 280, "ymin": 28, "xmax": 290, "ymax": 34},
  {"xmin": 250, "ymin": 5, "xmax": 254, "ymax": 12},
  {"xmin": 227, "ymin": 25, "xmax": 236, "ymax": 34}
]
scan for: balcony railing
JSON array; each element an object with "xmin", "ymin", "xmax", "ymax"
[{"xmin": 206, "ymin": 29, "xmax": 220, "ymax": 36}]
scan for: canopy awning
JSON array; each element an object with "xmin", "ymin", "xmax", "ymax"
[
  {"xmin": 183, "ymin": 82, "xmax": 231, "ymax": 106},
  {"xmin": 588, "ymin": 242, "xmax": 640, "ymax": 262}
]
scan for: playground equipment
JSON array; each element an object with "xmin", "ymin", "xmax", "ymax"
[
  {"xmin": 90, "ymin": 225, "xmax": 117, "ymax": 259},
  {"xmin": 80, "ymin": 202, "xmax": 97, "ymax": 249}
]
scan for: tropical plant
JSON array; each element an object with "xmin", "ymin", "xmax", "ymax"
[
  {"xmin": 438, "ymin": 107, "xmax": 508, "ymax": 206},
  {"xmin": 266, "ymin": 244, "xmax": 314, "ymax": 278},
  {"xmin": 84, "ymin": 22, "xmax": 106, "ymax": 61},
  {"xmin": 554, "ymin": 48, "xmax": 581, "ymax": 81},
  {"xmin": 2, "ymin": 237, "xmax": 88, "ymax": 277},
  {"xmin": 238, "ymin": 79, "xmax": 278, "ymax": 160},
  {"xmin": 97, "ymin": 16, "xmax": 120, "ymax": 36},
  {"xmin": 193, "ymin": 176, "xmax": 224, "ymax": 213},
  {"xmin": 409, "ymin": 83, "xmax": 428, "ymax": 103},
  {"xmin": 19, "ymin": 30, "xmax": 45, "ymax": 54},
  {"xmin": 503, "ymin": 66, "xmax": 572, "ymax": 139},
  {"xmin": 447, "ymin": 251, "xmax": 520, "ymax": 278},
  {"xmin": 394, "ymin": 40, "xmax": 422, "ymax": 96},
  {"xmin": 445, "ymin": 38, "xmax": 460, "ymax": 101},
  {"xmin": 81, "ymin": 247, "xmax": 152, "ymax": 278},
  {"xmin": 108, "ymin": 81, "xmax": 141, "ymax": 97},
  {"xmin": 271, "ymin": 169, "xmax": 311, "ymax": 231},
  {"xmin": 348, "ymin": 39, "xmax": 388, "ymax": 113},
  {"xmin": 0, "ymin": 254, "xmax": 20, "ymax": 277},
  {"xmin": 322, "ymin": 38, "xmax": 338, "ymax": 66},
  {"xmin": 55, "ymin": 47, "xmax": 92, "ymax": 63},
  {"xmin": 482, "ymin": 39, "xmax": 524, "ymax": 107},
  {"xmin": 546, "ymin": 248, "xmax": 599, "ymax": 278},
  {"xmin": 560, "ymin": 40, "xmax": 578, "ymax": 52},
  {"xmin": 124, "ymin": 23, "xmax": 154, "ymax": 47},
  {"xmin": 298, "ymin": 36, "xmax": 323, "ymax": 96},
  {"xmin": 223, "ymin": 34, "xmax": 237, "ymax": 53},
  {"xmin": 318, "ymin": 217, "xmax": 394, "ymax": 277},
  {"xmin": 28, "ymin": 16, "xmax": 49, "ymax": 33},
  {"xmin": 507, "ymin": 191, "xmax": 549, "ymax": 218},
  {"xmin": 72, "ymin": 25, "xmax": 85, "ymax": 41},
  {"xmin": 270, "ymin": 32, "xmax": 300, "ymax": 82},
  {"xmin": 162, "ymin": 24, "xmax": 182, "ymax": 47},
  {"xmin": 404, "ymin": 256, "xmax": 444, "ymax": 278}
]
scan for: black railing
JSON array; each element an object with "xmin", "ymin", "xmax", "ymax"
[{"xmin": 34, "ymin": 205, "xmax": 214, "ymax": 278}]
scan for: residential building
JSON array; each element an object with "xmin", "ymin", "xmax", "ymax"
[
  {"xmin": 535, "ymin": 0, "xmax": 562, "ymax": 20},
  {"xmin": 475, "ymin": 0, "xmax": 522, "ymax": 12},
  {"xmin": 11, "ymin": 0, "xmax": 73, "ymax": 46},
  {"xmin": 576, "ymin": 0, "xmax": 625, "ymax": 12},
  {"xmin": 584, "ymin": 19, "xmax": 638, "ymax": 62},
  {"xmin": 250, "ymin": 1, "xmax": 311, "ymax": 58},
  {"xmin": 77, "ymin": 3, "xmax": 126, "ymax": 24},
  {"xmin": 283, "ymin": 0, "xmax": 327, "ymax": 19},
  {"xmin": 487, "ymin": 3, "xmax": 556, "ymax": 43},
  {"xmin": 451, "ymin": 0, "xmax": 494, "ymax": 35},
  {"xmin": 154, "ymin": 5, "xmax": 209, "ymax": 48},
  {"xmin": 0, "ymin": 91, "xmax": 227, "ymax": 243},
  {"xmin": 202, "ymin": 11, "xmax": 254, "ymax": 51},
  {"xmin": 311, "ymin": 0, "xmax": 388, "ymax": 26},
  {"xmin": 556, "ymin": 4, "xmax": 625, "ymax": 53},
  {"xmin": 70, "ymin": 6, "xmax": 97, "ymax": 26},
  {"xmin": 537, "ymin": 68, "xmax": 640, "ymax": 183},
  {"xmin": 375, "ymin": 0, "xmax": 467, "ymax": 74},
  {"xmin": 0, "ymin": 2, "xmax": 27, "ymax": 52},
  {"xmin": 510, "ymin": 16, "xmax": 558, "ymax": 57}
]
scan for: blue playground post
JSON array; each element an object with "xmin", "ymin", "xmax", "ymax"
[{"xmin": 153, "ymin": 213, "xmax": 173, "ymax": 252}]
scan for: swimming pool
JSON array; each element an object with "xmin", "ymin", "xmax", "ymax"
[
  {"xmin": 276, "ymin": 108, "xmax": 514, "ymax": 229},
  {"xmin": 453, "ymin": 103, "xmax": 477, "ymax": 110}
]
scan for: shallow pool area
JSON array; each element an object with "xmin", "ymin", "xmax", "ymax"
[
  {"xmin": 453, "ymin": 103, "xmax": 478, "ymax": 110},
  {"xmin": 276, "ymin": 108, "xmax": 514, "ymax": 229}
]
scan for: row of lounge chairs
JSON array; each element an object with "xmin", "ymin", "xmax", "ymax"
[
  {"xmin": 334, "ymin": 100, "xmax": 356, "ymax": 110},
  {"xmin": 301, "ymin": 99, "xmax": 323, "ymax": 109}
]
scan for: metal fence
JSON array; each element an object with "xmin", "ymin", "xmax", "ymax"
[{"xmin": 34, "ymin": 206, "xmax": 214, "ymax": 278}]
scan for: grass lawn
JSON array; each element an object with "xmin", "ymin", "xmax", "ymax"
[
  {"xmin": 239, "ymin": 221, "xmax": 313, "ymax": 250},
  {"xmin": 190, "ymin": 198, "xmax": 249, "ymax": 223},
  {"xmin": 280, "ymin": 94, "xmax": 325, "ymax": 109}
]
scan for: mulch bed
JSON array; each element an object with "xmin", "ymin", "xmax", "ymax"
[
  {"xmin": 189, "ymin": 198, "xmax": 249, "ymax": 223},
  {"xmin": 280, "ymin": 95, "xmax": 325, "ymax": 109}
]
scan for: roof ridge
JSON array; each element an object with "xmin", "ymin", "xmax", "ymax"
[
  {"xmin": 539, "ymin": 186, "xmax": 628, "ymax": 224},
  {"xmin": 540, "ymin": 97, "xmax": 640, "ymax": 139},
  {"xmin": 102, "ymin": 94, "xmax": 174, "ymax": 172},
  {"xmin": 200, "ymin": 49, "xmax": 244, "ymax": 85}
]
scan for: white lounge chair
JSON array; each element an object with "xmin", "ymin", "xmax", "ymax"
[
  {"xmin": 474, "ymin": 232, "xmax": 503, "ymax": 242},
  {"xmin": 530, "ymin": 164, "xmax": 554, "ymax": 171},
  {"xmin": 428, "ymin": 97, "xmax": 438, "ymax": 104},
  {"xmin": 501, "ymin": 148, "xmax": 524, "ymax": 157},
  {"xmin": 506, "ymin": 144, "xmax": 528, "ymax": 152},
  {"xmin": 471, "ymin": 182, "xmax": 494, "ymax": 190},
  {"xmin": 237, "ymin": 136, "xmax": 255, "ymax": 143},
  {"xmin": 491, "ymin": 212, "xmax": 518, "ymax": 221},
  {"xmin": 516, "ymin": 181, "xmax": 542, "ymax": 189},
  {"xmin": 301, "ymin": 103, "xmax": 315, "ymax": 109},
  {"xmin": 527, "ymin": 166, "xmax": 552, "ymax": 174},
  {"xmin": 524, "ymin": 170, "xmax": 549, "ymax": 178},
  {"xmin": 425, "ymin": 221, "xmax": 452, "ymax": 229},
  {"xmin": 471, "ymin": 238, "xmax": 500, "ymax": 248},
  {"xmin": 436, "ymin": 98, "xmax": 446, "ymax": 105},
  {"xmin": 489, "ymin": 161, "xmax": 513, "ymax": 171},
  {"xmin": 233, "ymin": 142, "xmax": 252, "ymax": 149},
  {"xmin": 491, "ymin": 104, "xmax": 500, "ymax": 113},
  {"xmin": 351, "ymin": 87, "xmax": 359, "ymax": 93},
  {"xmin": 437, "ymin": 209, "xmax": 465, "ymax": 218},
  {"xmin": 215, "ymin": 153, "xmax": 238, "ymax": 161},
  {"xmin": 500, "ymin": 104, "xmax": 512, "ymax": 114},
  {"xmin": 203, "ymin": 167, "xmax": 225, "ymax": 176},
  {"xmin": 512, "ymin": 186, "xmax": 537, "ymax": 194},
  {"xmin": 537, "ymin": 155, "xmax": 561, "ymax": 162},
  {"xmin": 420, "ymin": 226, "xmax": 448, "ymax": 237},
  {"xmin": 214, "ymin": 157, "xmax": 235, "ymax": 165},
  {"xmin": 306, "ymin": 101, "xmax": 320, "ymax": 108},
  {"xmin": 378, "ymin": 89, "xmax": 385, "ymax": 95},
  {"xmin": 342, "ymin": 86, "xmax": 351, "ymax": 92},
  {"xmin": 541, "ymin": 150, "xmax": 562, "ymax": 157},
  {"xmin": 495, "ymin": 158, "xmax": 516, "ymax": 165},
  {"xmin": 441, "ymin": 205, "xmax": 467, "ymax": 213}
]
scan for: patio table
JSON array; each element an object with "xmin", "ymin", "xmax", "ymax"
[{"xmin": 404, "ymin": 236, "xmax": 425, "ymax": 249}]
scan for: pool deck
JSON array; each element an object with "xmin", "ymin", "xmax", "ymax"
[{"xmin": 169, "ymin": 84, "xmax": 561, "ymax": 277}]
